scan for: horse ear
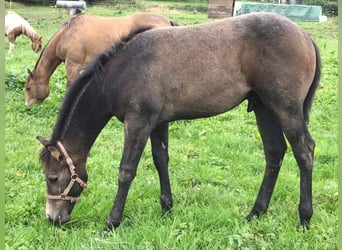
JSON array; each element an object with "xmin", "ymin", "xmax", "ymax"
[
  {"xmin": 36, "ymin": 136, "xmax": 63, "ymax": 161},
  {"xmin": 47, "ymin": 146, "xmax": 62, "ymax": 161},
  {"xmin": 27, "ymin": 68, "xmax": 33, "ymax": 77},
  {"xmin": 37, "ymin": 136, "xmax": 50, "ymax": 146}
]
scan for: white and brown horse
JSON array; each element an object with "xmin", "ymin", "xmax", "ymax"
[
  {"xmin": 5, "ymin": 11, "xmax": 42, "ymax": 54},
  {"xmin": 24, "ymin": 12, "xmax": 177, "ymax": 106}
]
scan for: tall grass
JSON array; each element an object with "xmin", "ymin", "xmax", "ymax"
[{"xmin": 5, "ymin": 2, "xmax": 337, "ymax": 249}]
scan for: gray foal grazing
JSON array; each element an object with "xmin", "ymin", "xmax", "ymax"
[{"xmin": 37, "ymin": 13, "xmax": 321, "ymax": 231}]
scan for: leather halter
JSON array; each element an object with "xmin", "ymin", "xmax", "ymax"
[{"xmin": 46, "ymin": 141, "xmax": 88, "ymax": 203}]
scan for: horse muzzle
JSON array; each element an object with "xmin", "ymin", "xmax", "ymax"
[
  {"xmin": 46, "ymin": 200, "xmax": 74, "ymax": 225},
  {"xmin": 25, "ymin": 97, "xmax": 43, "ymax": 106}
]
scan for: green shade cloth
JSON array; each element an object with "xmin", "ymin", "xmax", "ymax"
[{"xmin": 235, "ymin": 2, "xmax": 322, "ymax": 22}]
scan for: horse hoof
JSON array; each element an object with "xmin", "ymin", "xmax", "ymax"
[
  {"xmin": 246, "ymin": 209, "xmax": 265, "ymax": 222},
  {"xmin": 299, "ymin": 219, "xmax": 310, "ymax": 230},
  {"xmin": 104, "ymin": 218, "xmax": 120, "ymax": 231},
  {"xmin": 246, "ymin": 213, "xmax": 256, "ymax": 222}
]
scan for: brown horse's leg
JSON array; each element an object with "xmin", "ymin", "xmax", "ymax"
[
  {"xmin": 105, "ymin": 115, "xmax": 154, "ymax": 231},
  {"xmin": 65, "ymin": 60, "xmax": 81, "ymax": 87},
  {"xmin": 150, "ymin": 122, "xmax": 173, "ymax": 214},
  {"xmin": 246, "ymin": 103, "xmax": 287, "ymax": 221}
]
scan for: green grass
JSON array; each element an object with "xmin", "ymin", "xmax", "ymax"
[{"xmin": 5, "ymin": 1, "xmax": 337, "ymax": 249}]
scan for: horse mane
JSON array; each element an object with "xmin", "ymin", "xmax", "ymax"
[
  {"xmin": 21, "ymin": 21, "xmax": 39, "ymax": 39},
  {"xmin": 49, "ymin": 25, "xmax": 153, "ymax": 142},
  {"xmin": 30, "ymin": 28, "xmax": 59, "ymax": 73},
  {"xmin": 33, "ymin": 14, "xmax": 91, "ymax": 73},
  {"xmin": 31, "ymin": 14, "xmax": 81, "ymax": 73},
  {"xmin": 32, "ymin": 14, "xmax": 87, "ymax": 73},
  {"xmin": 63, "ymin": 12, "xmax": 86, "ymax": 28}
]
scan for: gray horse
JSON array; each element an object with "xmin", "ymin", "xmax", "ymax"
[{"xmin": 37, "ymin": 13, "xmax": 321, "ymax": 231}]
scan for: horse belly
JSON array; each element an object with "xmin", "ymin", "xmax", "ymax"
[{"xmin": 161, "ymin": 70, "xmax": 250, "ymax": 120}]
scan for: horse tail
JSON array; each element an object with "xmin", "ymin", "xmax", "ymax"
[{"xmin": 303, "ymin": 40, "xmax": 321, "ymax": 123}]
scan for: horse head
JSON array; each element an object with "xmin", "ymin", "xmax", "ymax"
[
  {"xmin": 32, "ymin": 36, "xmax": 43, "ymax": 53},
  {"xmin": 37, "ymin": 136, "xmax": 88, "ymax": 225},
  {"xmin": 25, "ymin": 68, "xmax": 50, "ymax": 106}
]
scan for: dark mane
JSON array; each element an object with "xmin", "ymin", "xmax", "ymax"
[{"xmin": 49, "ymin": 26, "xmax": 153, "ymax": 143}]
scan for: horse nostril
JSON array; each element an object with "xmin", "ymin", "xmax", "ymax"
[
  {"xmin": 46, "ymin": 213, "xmax": 62, "ymax": 225},
  {"xmin": 47, "ymin": 175, "xmax": 58, "ymax": 183},
  {"xmin": 50, "ymin": 178, "xmax": 58, "ymax": 183},
  {"xmin": 46, "ymin": 214, "xmax": 54, "ymax": 223}
]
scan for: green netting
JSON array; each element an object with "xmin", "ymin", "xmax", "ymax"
[{"xmin": 235, "ymin": 2, "xmax": 322, "ymax": 22}]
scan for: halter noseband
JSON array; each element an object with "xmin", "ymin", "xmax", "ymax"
[{"xmin": 46, "ymin": 141, "xmax": 88, "ymax": 203}]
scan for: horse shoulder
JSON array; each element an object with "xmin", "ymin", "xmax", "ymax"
[{"xmin": 57, "ymin": 26, "xmax": 95, "ymax": 66}]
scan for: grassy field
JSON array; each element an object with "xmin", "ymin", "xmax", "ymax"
[{"xmin": 5, "ymin": 1, "xmax": 337, "ymax": 249}]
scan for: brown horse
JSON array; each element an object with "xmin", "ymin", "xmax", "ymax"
[
  {"xmin": 24, "ymin": 12, "xmax": 177, "ymax": 106},
  {"xmin": 37, "ymin": 13, "xmax": 321, "ymax": 231},
  {"xmin": 5, "ymin": 11, "xmax": 42, "ymax": 54}
]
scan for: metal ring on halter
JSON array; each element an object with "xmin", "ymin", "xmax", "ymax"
[{"xmin": 45, "ymin": 141, "xmax": 88, "ymax": 203}]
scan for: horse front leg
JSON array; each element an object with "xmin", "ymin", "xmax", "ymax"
[
  {"xmin": 7, "ymin": 34, "xmax": 15, "ymax": 54},
  {"xmin": 246, "ymin": 103, "xmax": 287, "ymax": 221},
  {"xmin": 150, "ymin": 122, "xmax": 173, "ymax": 215},
  {"xmin": 105, "ymin": 117, "xmax": 153, "ymax": 231},
  {"xmin": 65, "ymin": 60, "xmax": 81, "ymax": 87}
]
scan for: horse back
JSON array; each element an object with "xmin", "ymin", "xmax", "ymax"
[
  {"xmin": 106, "ymin": 13, "xmax": 318, "ymax": 121},
  {"xmin": 57, "ymin": 13, "xmax": 174, "ymax": 65}
]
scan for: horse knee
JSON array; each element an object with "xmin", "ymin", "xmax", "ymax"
[
  {"xmin": 265, "ymin": 144, "xmax": 286, "ymax": 168},
  {"xmin": 297, "ymin": 140, "xmax": 315, "ymax": 171},
  {"xmin": 118, "ymin": 167, "xmax": 136, "ymax": 185},
  {"xmin": 308, "ymin": 139, "xmax": 315, "ymax": 156}
]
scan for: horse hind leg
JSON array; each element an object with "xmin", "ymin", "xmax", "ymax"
[
  {"xmin": 277, "ymin": 109, "xmax": 315, "ymax": 228},
  {"xmin": 150, "ymin": 122, "xmax": 173, "ymax": 215},
  {"xmin": 246, "ymin": 102, "xmax": 287, "ymax": 221},
  {"xmin": 260, "ymin": 90, "xmax": 314, "ymax": 228}
]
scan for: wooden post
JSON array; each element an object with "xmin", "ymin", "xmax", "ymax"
[{"xmin": 208, "ymin": 0, "xmax": 235, "ymax": 19}]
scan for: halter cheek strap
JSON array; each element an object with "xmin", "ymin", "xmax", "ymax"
[{"xmin": 46, "ymin": 141, "xmax": 88, "ymax": 203}]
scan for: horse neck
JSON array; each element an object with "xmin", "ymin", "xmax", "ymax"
[
  {"xmin": 34, "ymin": 35, "xmax": 62, "ymax": 82},
  {"xmin": 21, "ymin": 23, "xmax": 39, "ymax": 41},
  {"xmin": 55, "ymin": 82, "xmax": 112, "ymax": 160}
]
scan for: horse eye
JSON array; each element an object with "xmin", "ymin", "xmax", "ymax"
[
  {"xmin": 47, "ymin": 175, "xmax": 58, "ymax": 183},
  {"xmin": 26, "ymin": 87, "xmax": 31, "ymax": 91}
]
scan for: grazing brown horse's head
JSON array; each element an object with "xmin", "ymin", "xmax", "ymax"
[
  {"xmin": 32, "ymin": 36, "xmax": 43, "ymax": 53},
  {"xmin": 37, "ymin": 136, "xmax": 88, "ymax": 224},
  {"xmin": 25, "ymin": 68, "xmax": 50, "ymax": 106}
]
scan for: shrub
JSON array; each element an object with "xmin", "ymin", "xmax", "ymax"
[{"xmin": 304, "ymin": 0, "xmax": 338, "ymax": 16}]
